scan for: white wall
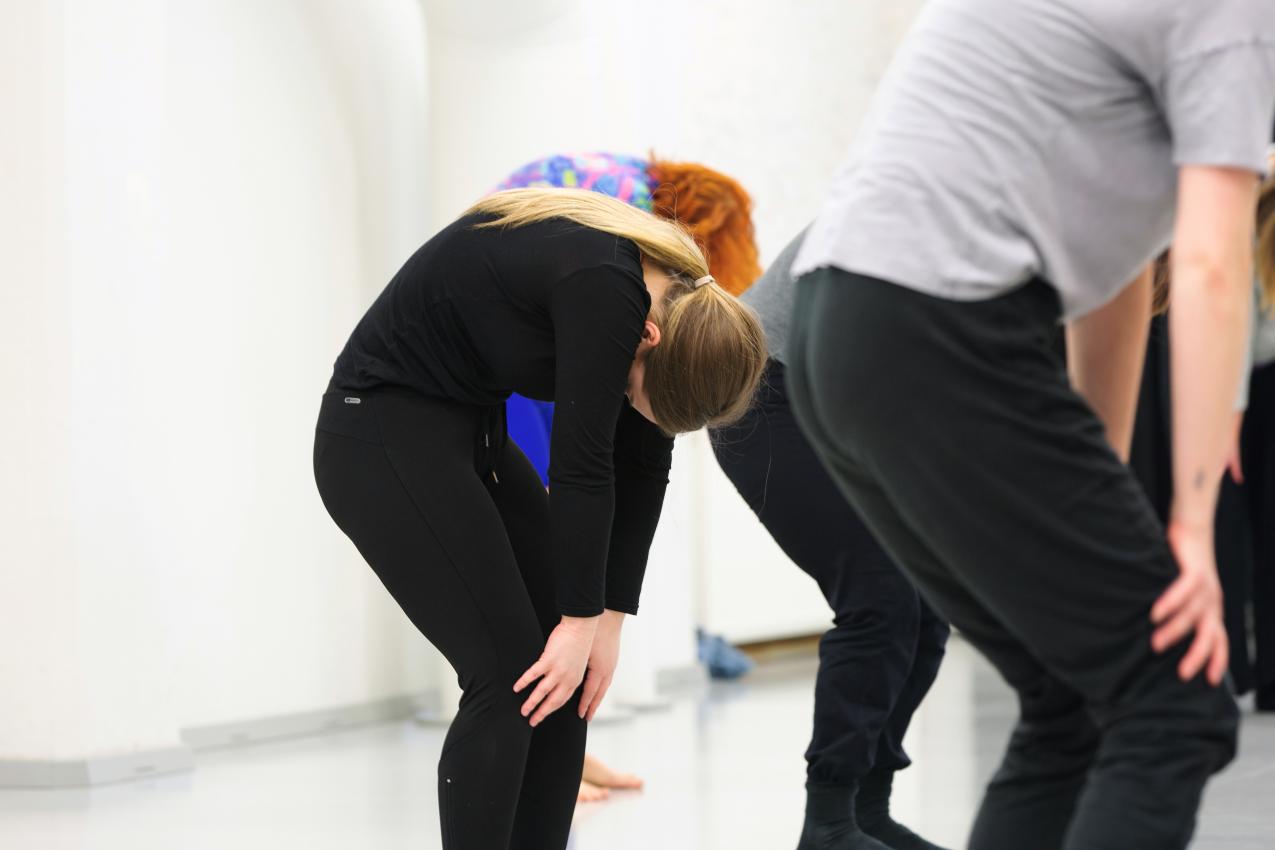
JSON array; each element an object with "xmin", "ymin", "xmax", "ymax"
[
  {"xmin": 0, "ymin": 0, "xmax": 931, "ymax": 767},
  {"xmin": 155, "ymin": 0, "xmax": 433, "ymax": 735},
  {"xmin": 0, "ymin": 0, "xmax": 433, "ymax": 763},
  {"xmin": 1, "ymin": 0, "xmax": 87, "ymax": 762},
  {"xmin": 424, "ymin": 0, "xmax": 929, "ymax": 645}
]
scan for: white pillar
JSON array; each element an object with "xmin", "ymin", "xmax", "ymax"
[{"xmin": 0, "ymin": 0, "xmax": 435, "ymax": 783}]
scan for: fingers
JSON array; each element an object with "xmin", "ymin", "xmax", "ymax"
[
  {"xmin": 530, "ymin": 682, "xmax": 573, "ymax": 727},
  {"xmin": 1229, "ymin": 454, "xmax": 1244, "ymax": 485},
  {"xmin": 584, "ymin": 675, "xmax": 612, "ymax": 723},
  {"xmin": 1177, "ymin": 617, "xmax": 1216, "ymax": 681},
  {"xmin": 1152, "ymin": 592, "xmax": 1207, "ymax": 653},
  {"xmin": 520, "ymin": 675, "xmax": 556, "ymax": 719},
  {"xmin": 1176, "ymin": 617, "xmax": 1228, "ymax": 685},
  {"xmin": 1149, "ymin": 565, "xmax": 1227, "ymax": 685},
  {"xmin": 579, "ymin": 671, "xmax": 602, "ymax": 720},
  {"xmin": 1150, "ymin": 573, "xmax": 1195, "ymax": 627},
  {"xmin": 514, "ymin": 659, "xmax": 546, "ymax": 694},
  {"xmin": 1206, "ymin": 628, "xmax": 1230, "ymax": 686}
]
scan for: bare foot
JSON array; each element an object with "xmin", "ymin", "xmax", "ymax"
[
  {"xmin": 582, "ymin": 753, "xmax": 644, "ymax": 790},
  {"xmin": 577, "ymin": 780, "xmax": 610, "ymax": 803}
]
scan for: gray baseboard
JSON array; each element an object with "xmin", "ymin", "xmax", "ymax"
[
  {"xmin": 0, "ymin": 690, "xmax": 438, "ymax": 789},
  {"xmin": 182, "ymin": 690, "xmax": 438, "ymax": 750},
  {"xmin": 0, "ymin": 745, "xmax": 194, "ymax": 789},
  {"xmin": 0, "ymin": 669, "xmax": 701, "ymax": 790}
]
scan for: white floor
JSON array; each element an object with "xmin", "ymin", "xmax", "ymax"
[{"xmin": 2, "ymin": 638, "xmax": 1273, "ymax": 849}]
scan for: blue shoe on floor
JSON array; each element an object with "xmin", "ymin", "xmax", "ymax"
[{"xmin": 697, "ymin": 628, "xmax": 754, "ymax": 680}]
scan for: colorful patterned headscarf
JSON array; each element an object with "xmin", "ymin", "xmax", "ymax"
[{"xmin": 496, "ymin": 152, "xmax": 655, "ymax": 212}]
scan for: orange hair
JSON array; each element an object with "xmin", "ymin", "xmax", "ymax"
[{"xmin": 647, "ymin": 156, "xmax": 761, "ymax": 296}]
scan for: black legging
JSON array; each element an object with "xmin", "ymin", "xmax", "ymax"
[
  {"xmin": 313, "ymin": 386, "xmax": 584, "ymax": 850},
  {"xmin": 711, "ymin": 360, "xmax": 949, "ymax": 787}
]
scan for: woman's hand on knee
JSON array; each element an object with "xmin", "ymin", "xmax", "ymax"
[
  {"xmin": 514, "ymin": 615, "xmax": 598, "ymax": 727},
  {"xmin": 579, "ymin": 610, "xmax": 625, "ymax": 721}
]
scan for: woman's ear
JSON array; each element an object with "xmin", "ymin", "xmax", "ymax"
[{"xmin": 639, "ymin": 319, "xmax": 662, "ymax": 354}]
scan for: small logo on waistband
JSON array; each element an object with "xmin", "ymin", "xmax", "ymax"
[{"xmin": 344, "ymin": 397, "xmax": 361, "ymax": 405}]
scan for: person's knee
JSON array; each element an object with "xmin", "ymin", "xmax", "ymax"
[
  {"xmin": 441, "ymin": 677, "xmax": 534, "ymax": 770},
  {"xmin": 454, "ymin": 626, "xmax": 545, "ymax": 729},
  {"xmin": 829, "ymin": 565, "xmax": 922, "ymax": 637}
]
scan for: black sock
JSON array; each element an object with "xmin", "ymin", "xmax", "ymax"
[
  {"xmin": 797, "ymin": 783, "xmax": 892, "ymax": 850},
  {"xmin": 856, "ymin": 772, "xmax": 953, "ymax": 850}
]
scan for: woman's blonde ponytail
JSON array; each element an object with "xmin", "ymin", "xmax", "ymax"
[{"xmin": 466, "ymin": 188, "xmax": 767, "ymax": 434}]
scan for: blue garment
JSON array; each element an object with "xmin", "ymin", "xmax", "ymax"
[{"xmin": 506, "ymin": 394, "xmax": 555, "ymax": 485}]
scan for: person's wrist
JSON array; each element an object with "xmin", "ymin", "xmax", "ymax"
[
  {"xmin": 1166, "ymin": 515, "xmax": 1215, "ymax": 556},
  {"xmin": 599, "ymin": 609, "xmax": 626, "ymax": 632},
  {"xmin": 1167, "ymin": 508, "xmax": 1212, "ymax": 538},
  {"xmin": 560, "ymin": 614, "xmax": 601, "ymax": 635}
]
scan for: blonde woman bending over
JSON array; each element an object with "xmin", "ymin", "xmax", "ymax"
[{"xmin": 313, "ymin": 189, "xmax": 767, "ymax": 850}]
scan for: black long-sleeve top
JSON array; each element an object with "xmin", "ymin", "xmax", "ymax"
[{"xmin": 330, "ymin": 214, "xmax": 674, "ymax": 616}]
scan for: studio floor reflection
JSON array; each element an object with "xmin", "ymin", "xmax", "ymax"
[{"xmin": 1, "ymin": 638, "xmax": 1271, "ymax": 849}]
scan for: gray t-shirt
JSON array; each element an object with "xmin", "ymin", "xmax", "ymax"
[
  {"xmin": 794, "ymin": 0, "xmax": 1275, "ymax": 320},
  {"xmin": 742, "ymin": 228, "xmax": 808, "ymax": 365}
]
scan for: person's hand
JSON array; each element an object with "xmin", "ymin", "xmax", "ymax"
[
  {"xmin": 579, "ymin": 610, "xmax": 625, "ymax": 721},
  {"xmin": 1226, "ymin": 411, "xmax": 1244, "ymax": 485},
  {"xmin": 514, "ymin": 615, "xmax": 598, "ymax": 727},
  {"xmin": 1152, "ymin": 520, "xmax": 1229, "ymax": 685}
]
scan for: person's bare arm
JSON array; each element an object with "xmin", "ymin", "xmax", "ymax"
[
  {"xmin": 1152, "ymin": 165, "xmax": 1257, "ymax": 684},
  {"xmin": 1065, "ymin": 265, "xmax": 1153, "ymax": 462}
]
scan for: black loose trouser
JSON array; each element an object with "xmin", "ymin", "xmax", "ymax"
[
  {"xmin": 313, "ymin": 387, "xmax": 584, "ymax": 850},
  {"xmin": 787, "ymin": 269, "xmax": 1238, "ymax": 850},
  {"xmin": 711, "ymin": 360, "xmax": 949, "ymax": 787}
]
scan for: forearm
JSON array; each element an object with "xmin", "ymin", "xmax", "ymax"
[
  {"xmin": 603, "ymin": 474, "xmax": 668, "ymax": 613},
  {"xmin": 548, "ymin": 484, "xmax": 615, "ymax": 617},
  {"xmin": 605, "ymin": 404, "xmax": 673, "ymax": 613},
  {"xmin": 1065, "ymin": 265, "xmax": 1152, "ymax": 462},
  {"xmin": 1169, "ymin": 259, "xmax": 1252, "ymax": 528}
]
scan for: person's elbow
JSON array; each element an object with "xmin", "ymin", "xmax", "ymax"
[{"xmin": 1172, "ymin": 254, "xmax": 1251, "ymax": 315}]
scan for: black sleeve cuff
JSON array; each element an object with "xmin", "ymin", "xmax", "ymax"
[
  {"xmin": 603, "ymin": 598, "xmax": 640, "ymax": 616},
  {"xmin": 557, "ymin": 604, "xmax": 606, "ymax": 618}
]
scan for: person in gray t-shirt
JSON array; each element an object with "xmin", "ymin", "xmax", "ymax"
[
  {"xmin": 796, "ymin": 0, "xmax": 1275, "ymax": 319},
  {"xmin": 786, "ymin": 2, "xmax": 1275, "ymax": 848}
]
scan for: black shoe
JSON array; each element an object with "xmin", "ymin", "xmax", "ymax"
[
  {"xmin": 856, "ymin": 771, "xmax": 954, "ymax": 850},
  {"xmin": 797, "ymin": 783, "xmax": 893, "ymax": 850}
]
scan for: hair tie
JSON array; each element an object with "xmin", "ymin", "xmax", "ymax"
[{"xmin": 694, "ymin": 275, "xmax": 716, "ymax": 289}]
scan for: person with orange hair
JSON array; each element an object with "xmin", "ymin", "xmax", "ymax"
[
  {"xmin": 496, "ymin": 152, "xmax": 760, "ymax": 295},
  {"xmin": 496, "ymin": 152, "xmax": 762, "ymax": 489}
]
